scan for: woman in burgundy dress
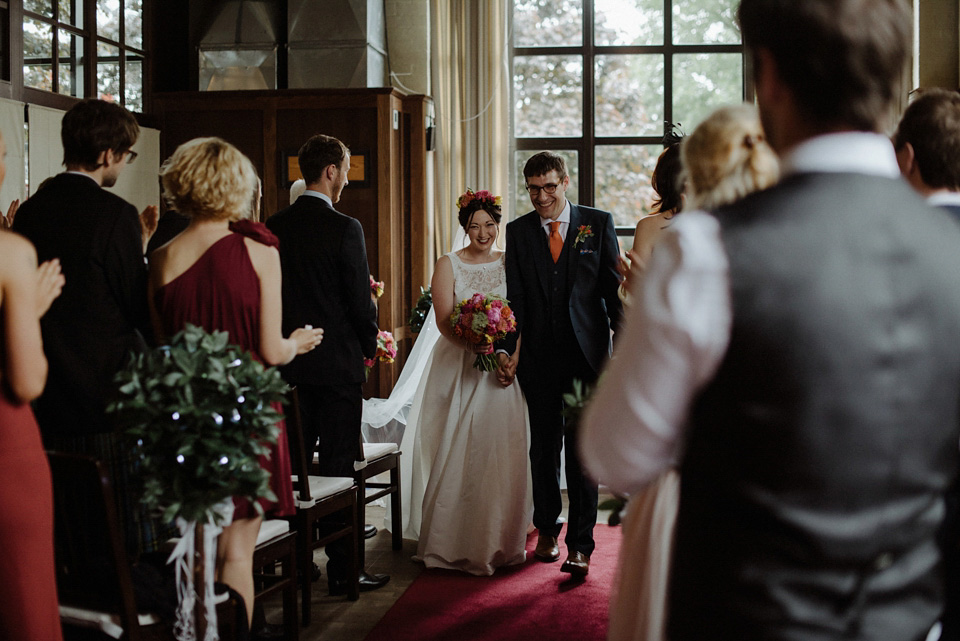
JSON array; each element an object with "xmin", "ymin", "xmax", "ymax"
[
  {"xmin": 0, "ymin": 126, "xmax": 66, "ymax": 641},
  {"xmin": 148, "ymin": 137, "xmax": 323, "ymax": 626}
]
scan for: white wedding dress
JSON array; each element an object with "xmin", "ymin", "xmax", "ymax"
[{"xmin": 385, "ymin": 251, "xmax": 533, "ymax": 576}]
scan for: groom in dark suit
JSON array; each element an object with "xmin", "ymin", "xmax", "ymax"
[
  {"xmin": 266, "ymin": 134, "xmax": 388, "ymax": 594},
  {"xmin": 499, "ymin": 152, "xmax": 622, "ymax": 577}
]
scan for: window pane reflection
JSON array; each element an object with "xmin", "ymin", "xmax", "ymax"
[
  {"xmin": 97, "ymin": 40, "xmax": 120, "ymax": 102},
  {"xmin": 59, "ymin": 0, "xmax": 81, "ymax": 26},
  {"xmin": 125, "ymin": 0, "xmax": 142, "ymax": 48},
  {"xmin": 24, "ymin": 17, "xmax": 54, "ymax": 91},
  {"xmin": 514, "ymin": 55, "xmax": 583, "ymax": 138},
  {"xmin": 514, "ymin": 149, "xmax": 579, "ymax": 221},
  {"xmin": 125, "ymin": 54, "xmax": 142, "ymax": 112},
  {"xmin": 594, "ymin": 145, "xmax": 662, "ymax": 226},
  {"xmin": 673, "ymin": 0, "xmax": 740, "ymax": 45},
  {"xmin": 514, "ymin": 0, "xmax": 582, "ymax": 47},
  {"xmin": 57, "ymin": 30, "xmax": 84, "ymax": 96},
  {"xmin": 595, "ymin": 55, "xmax": 664, "ymax": 137},
  {"xmin": 97, "ymin": 0, "xmax": 119, "ymax": 41},
  {"xmin": 673, "ymin": 53, "xmax": 743, "ymax": 130},
  {"xmin": 595, "ymin": 0, "xmax": 662, "ymax": 46},
  {"xmin": 24, "ymin": 0, "xmax": 53, "ymax": 18}
]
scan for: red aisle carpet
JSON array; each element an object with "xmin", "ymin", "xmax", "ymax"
[{"xmin": 363, "ymin": 525, "xmax": 622, "ymax": 641}]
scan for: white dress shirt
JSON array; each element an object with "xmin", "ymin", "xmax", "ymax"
[
  {"xmin": 579, "ymin": 132, "xmax": 902, "ymax": 495},
  {"xmin": 928, "ymin": 191, "xmax": 960, "ymax": 209},
  {"xmin": 539, "ymin": 200, "xmax": 571, "ymax": 240},
  {"xmin": 302, "ymin": 190, "xmax": 333, "ymax": 207}
]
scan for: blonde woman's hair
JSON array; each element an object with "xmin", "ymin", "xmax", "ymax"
[
  {"xmin": 160, "ymin": 137, "xmax": 259, "ymax": 221},
  {"xmin": 682, "ymin": 104, "xmax": 779, "ymax": 211}
]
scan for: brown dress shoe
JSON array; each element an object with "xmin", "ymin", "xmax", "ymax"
[
  {"xmin": 534, "ymin": 534, "xmax": 560, "ymax": 562},
  {"xmin": 560, "ymin": 551, "xmax": 590, "ymax": 577}
]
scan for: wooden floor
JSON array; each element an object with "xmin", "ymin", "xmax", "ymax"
[{"xmin": 261, "ymin": 492, "xmax": 614, "ymax": 641}]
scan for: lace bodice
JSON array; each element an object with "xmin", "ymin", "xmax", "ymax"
[{"xmin": 448, "ymin": 251, "xmax": 506, "ymax": 301}]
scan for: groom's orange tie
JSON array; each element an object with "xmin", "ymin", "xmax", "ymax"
[{"xmin": 549, "ymin": 221, "xmax": 563, "ymax": 263}]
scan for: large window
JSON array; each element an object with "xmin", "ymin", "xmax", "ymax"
[
  {"xmin": 513, "ymin": 0, "xmax": 745, "ymax": 226},
  {"xmin": 23, "ymin": 0, "xmax": 146, "ymax": 111}
]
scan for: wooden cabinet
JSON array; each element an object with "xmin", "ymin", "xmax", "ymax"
[{"xmin": 153, "ymin": 88, "xmax": 433, "ymax": 397}]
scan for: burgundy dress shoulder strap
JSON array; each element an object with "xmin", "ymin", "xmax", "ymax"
[{"xmin": 228, "ymin": 220, "xmax": 279, "ymax": 248}]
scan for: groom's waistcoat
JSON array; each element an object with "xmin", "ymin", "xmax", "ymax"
[
  {"xmin": 542, "ymin": 239, "xmax": 578, "ymax": 349},
  {"xmin": 669, "ymin": 173, "xmax": 960, "ymax": 641}
]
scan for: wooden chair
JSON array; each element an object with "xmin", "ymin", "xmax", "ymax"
[
  {"xmin": 353, "ymin": 441, "xmax": 402, "ymax": 566},
  {"xmin": 48, "ymin": 451, "xmax": 242, "ymax": 641},
  {"xmin": 251, "ymin": 519, "xmax": 298, "ymax": 641},
  {"xmin": 286, "ymin": 387, "xmax": 360, "ymax": 627}
]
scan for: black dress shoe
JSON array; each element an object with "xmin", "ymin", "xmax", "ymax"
[
  {"xmin": 364, "ymin": 523, "xmax": 378, "ymax": 539},
  {"xmin": 328, "ymin": 570, "xmax": 390, "ymax": 595}
]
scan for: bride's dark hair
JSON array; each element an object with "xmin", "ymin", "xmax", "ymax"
[{"xmin": 457, "ymin": 189, "xmax": 502, "ymax": 229}]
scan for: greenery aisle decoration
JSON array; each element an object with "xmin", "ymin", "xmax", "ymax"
[
  {"xmin": 408, "ymin": 286, "xmax": 433, "ymax": 334},
  {"xmin": 109, "ymin": 324, "xmax": 289, "ymax": 641}
]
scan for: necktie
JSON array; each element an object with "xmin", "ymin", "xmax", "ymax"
[{"xmin": 549, "ymin": 221, "xmax": 563, "ymax": 263}]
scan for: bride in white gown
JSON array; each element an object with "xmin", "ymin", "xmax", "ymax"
[{"xmin": 384, "ymin": 189, "xmax": 533, "ymax": 576}]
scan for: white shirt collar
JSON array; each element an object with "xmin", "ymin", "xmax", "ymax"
[
  {"xmin": 539, "ymin": 200, "xmax": 572, "ymax": 229},
  {"xmin": 65, "ymin": 170, "xmax": 101, "ymax": 184},
  {"xmin": 302, "ymin": 190, "xmax": 333, "ymax": 207},
  {"xmin": 927, "ymin": 191, "xmax": 960, "ymax": 208},
  {"xmin": 780, "ymin": 132, "xmax": 900, "ymax": 179}
]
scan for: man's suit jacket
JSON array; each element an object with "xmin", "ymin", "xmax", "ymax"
[
  {"xmin": 266, "ymin": 195, "xmax": 378, "ymax": 386},
  {"xmin": 13, "ymin": 173, "xmax": 149, "ymax": 436},
  {"xmin": 503, "ymin": 204, "xmax": 622, "ymax": 377}
]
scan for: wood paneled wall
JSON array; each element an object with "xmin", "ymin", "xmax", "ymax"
[{"xmin": 153, "ymin": 88, "xmax": 432, "ymax": 398}]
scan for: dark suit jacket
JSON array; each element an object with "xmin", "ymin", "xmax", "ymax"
[
  {"xmin": 13, "ymin": 173, "xmax": 149, "ymax": 436},
  {"xmin": 266, "ymin": 194, "xmax": 378, "ymax": 386},
  {"xmin": 503, "ymin": 204, "xmax": 622, "ymax": 376}
]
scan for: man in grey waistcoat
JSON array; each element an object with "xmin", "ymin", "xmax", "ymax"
[{"xmin": 581, "ymin": 1, "xmax": 960, "ymax": 639}]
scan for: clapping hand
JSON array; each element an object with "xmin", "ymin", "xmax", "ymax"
[
  {"xmin": 620, "ymin": 250, "xmax": 645, "ymax": 298},
  {"xmin": 36, "ymin": 258, "xmax": 65, "ymax": 317},
  {"xmin": 291, "ymin": 325, "xmax": 324, "ymax": 354},
  {"xmin": 1, "ymin": 199, "xmax": 19, "ymax": 230}
]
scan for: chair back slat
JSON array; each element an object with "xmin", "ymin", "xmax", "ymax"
[
  {"xmin": 285, "ymin": 387, "xmax": 313, "ymax": 502},
  {"xmin": 48, "ymin": 451, "xmax": 143, "ymax": 641}
]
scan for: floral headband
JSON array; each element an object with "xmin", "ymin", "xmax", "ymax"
[{"xmin": 457, "ymin": 188, "xmax": 502, "ymax": 210}]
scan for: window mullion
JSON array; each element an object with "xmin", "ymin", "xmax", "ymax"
[{"xmin": 582, "ymin": 0, "xmax": 594, "ymax": 208}]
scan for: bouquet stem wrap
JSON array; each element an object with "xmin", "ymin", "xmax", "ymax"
[{"xmin": 168, "ymin": 499, "xmax": 234, "ymax": 641}]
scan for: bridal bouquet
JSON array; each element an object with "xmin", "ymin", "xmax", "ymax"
[
  {"xmin": 450, "ymin": 292, "xmax": 517, "ymax": 372},
  {"xmin": 364, "ymin": 329, "xmax": 397, "ymax": 378}
]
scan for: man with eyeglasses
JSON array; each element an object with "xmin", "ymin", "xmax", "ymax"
[
  {"xmin": 498, "ymin": 151, "xmax": 623, "ymax": 578},
  {"xmin": 14, "ymin": 98, "xmax": 164, "ymax": 557}
]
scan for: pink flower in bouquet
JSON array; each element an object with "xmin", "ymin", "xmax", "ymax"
[
  {"xmin": 369, "ymin": 275, "xmax": 385, "ymax": 299},
  {"xmin": 364, "ymin": 329, "xmax": 396, "ymax": 378},
  {"xmin": 450, "ymin": 293, "xmax": 518, "ymax": 372}
]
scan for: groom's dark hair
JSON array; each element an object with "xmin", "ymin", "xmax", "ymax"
[{"xmin": 523, "ymin": 151, "xmax": 567, "ymax": 181}]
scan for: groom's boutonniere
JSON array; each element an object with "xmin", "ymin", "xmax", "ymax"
[{"xmin": 574, "ymin": 225, "xmax": 594, "ymax": 247}]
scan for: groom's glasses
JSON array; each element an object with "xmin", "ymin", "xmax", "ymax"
[{"xmin": 525, "ymin": 183, "xmax": 560, "ymax": 196}]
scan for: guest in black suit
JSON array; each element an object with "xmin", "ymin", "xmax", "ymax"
[
  {"xmin": 582, "ymin": 1, "xmax": 960, "ymax": 640},
  {"xmin": 12, "ymin": 98, "xmax": 163, "ymax": 556},
  {"xmin": 893, "ymin": 88, "xmax": 960, "ymax": 220},
  {"xmin": 498, "ymin": 151, "xmax": 622, "ymax": 578},
  {"xmin": 893, "ymin": 87, "xmax": 960, "ymax": 641},
  {"xmin": 266, "ymin": 134, "xmax": 389, "ymax": 594}
]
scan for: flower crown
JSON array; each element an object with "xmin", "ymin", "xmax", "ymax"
[{"xmin": 457, "ymin": 188, "xmax": 502, "ymax": 210}]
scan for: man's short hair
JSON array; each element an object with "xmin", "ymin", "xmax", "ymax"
[
  {"xmin": 298, "ymin": 134, "xmax": 349, "ymax": 185},
  {"xmin": 523, "ymin": 151, "xmax": 567, "ymax": 181},
  {"xmin": 737, "ymin": 0, "xmax": 910, "ymax": 132},
  {"xmin": 61, "ymin": 99, "xmax": 139, "ymax": 170},
  {"xmin": 892, "ymin": 88, "xmax": 960, "ymax": 191}
]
